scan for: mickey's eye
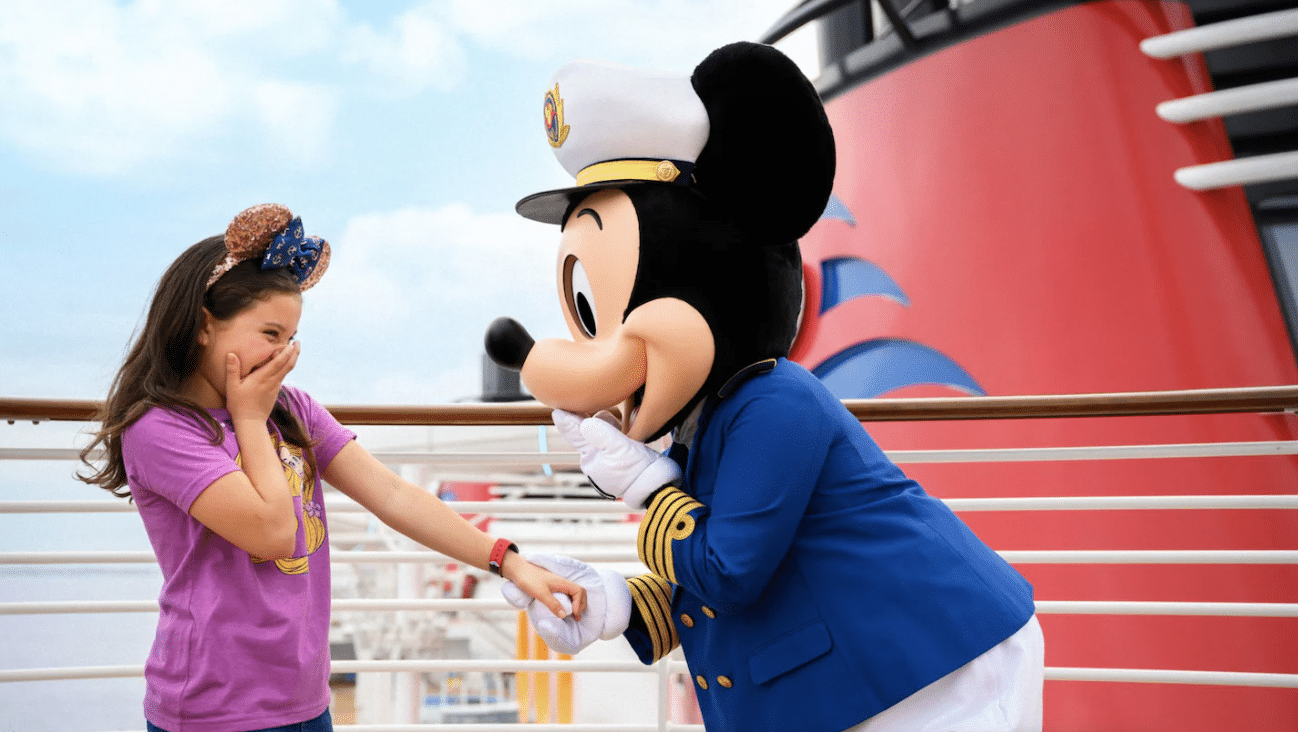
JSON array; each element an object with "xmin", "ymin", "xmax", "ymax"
[{"xmin": 564, "ymin": 255, "xmax": 598, "ymax": 339}]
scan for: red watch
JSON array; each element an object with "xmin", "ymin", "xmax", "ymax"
[{"xmin": 488, "ymin": 538, "xmax": 519, "ymax": 576}]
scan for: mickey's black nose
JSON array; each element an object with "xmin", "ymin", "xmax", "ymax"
[{"xmin": 484, "ymin": 317, "xmax": 535, "ymax": 371}]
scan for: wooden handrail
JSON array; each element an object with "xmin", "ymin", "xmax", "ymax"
[
  {"xmin": 2, "ymin": 385, "xmax": 1297, "ymax": 425},
  {"xmin": 849, "ymin": 385, "xmax": 1298, "ymax": 422}
]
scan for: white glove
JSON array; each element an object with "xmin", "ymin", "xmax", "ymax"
[
  {"xmin": 552, "ymin": 409, "xmax": 681, "ymax": 510},
  {"xmin": 500, "ymin": 553, "xmax": 632, "ymax": 655}
]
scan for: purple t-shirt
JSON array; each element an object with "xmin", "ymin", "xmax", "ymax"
[{"xmin": 122, "ymin": 385, "xmax": 355, "ymax": 732}]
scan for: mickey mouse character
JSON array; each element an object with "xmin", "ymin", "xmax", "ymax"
[{"xmin": 487, "ymin": 42, "xmax": 1044, "ymax": 732}]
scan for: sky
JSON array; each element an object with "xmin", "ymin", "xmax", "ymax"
[{"xmin": 0, "ymin": 0, "xmax": 820, "ymax": 406}]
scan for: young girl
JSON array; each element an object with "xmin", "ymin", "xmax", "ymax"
[{"xmin": 80, "ymin": 203, "xmax": 585, "ymax": 732}]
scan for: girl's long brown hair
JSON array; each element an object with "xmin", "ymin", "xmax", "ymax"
[{"xmin": 79, "ymin": 236, "xmax": 317, "ymax": 498}]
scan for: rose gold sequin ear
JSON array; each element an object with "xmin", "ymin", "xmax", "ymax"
[
  {"xmin": 226, "ymin": 204, "xmax": 293, "ymax": 257},
  {"xmin": 206, "ymin": 203, "xmax": 295, "ymax": 288},
  {"xmin": 298, "ymin": 241, "xmax": 331, "ymax": 292}
]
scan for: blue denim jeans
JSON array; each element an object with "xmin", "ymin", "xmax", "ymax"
[{"xmin": 147, "ymin": 708, "xmax": 332, "ymax": 732}]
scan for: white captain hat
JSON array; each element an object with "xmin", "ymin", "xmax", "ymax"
[{"xmin": 515, "ymin": 59, "xmax": 711, "ymax": 224}]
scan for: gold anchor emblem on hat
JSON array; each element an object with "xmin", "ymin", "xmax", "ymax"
[
  {"xmin": 655, "ymin": 161, "xmax": 681, "ymax": 182},
  {"xmin": 544, "ymin": 83, "xmax": 570, "ymax": 148}
]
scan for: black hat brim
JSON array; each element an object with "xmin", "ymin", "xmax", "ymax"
[{"xmin": 515, "ymin": 179, "xmax": 662, "ymax": 225}]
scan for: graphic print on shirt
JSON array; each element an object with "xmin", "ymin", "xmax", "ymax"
[{"xmin": 236, "ymin": 432, "xmax": 325, "ymax": 574}]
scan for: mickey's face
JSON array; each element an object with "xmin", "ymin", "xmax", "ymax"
[
  {"xmin": 491, "ymin": 187, "xmax": 714, "ymax": 442},
  {"xmin": 557, "ymin": 189, "xmax": 640, "ymax": 348}
]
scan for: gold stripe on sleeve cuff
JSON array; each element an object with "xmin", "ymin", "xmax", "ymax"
[
  {"xmin": 638, "ymin": 487, "xmax": 705, "ymax": 585},
  {"xmin": 627, "ymin": 573, "xmax": 679, "ymax": 662}
]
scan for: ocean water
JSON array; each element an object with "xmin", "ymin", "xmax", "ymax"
[
  {"xmin": 0, "ymin": 566, "xmax": 159, "ymax": 732},
  {"xmin": 2, "ymin": 428, "xmax": 159, "ymax": 731}
]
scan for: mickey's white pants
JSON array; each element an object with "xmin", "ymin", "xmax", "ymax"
[{"xmin": 846, "ymin": 615, "xmax": 1045, "ymax": 732}]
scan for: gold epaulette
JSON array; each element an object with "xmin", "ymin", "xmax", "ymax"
[
  {"xmin": 626, "ymin": 573, "xmax": 679, "ymax": 662},
  {"xmin": 638, "ymin": 487, "xmax": 705, "ymax": 585}
]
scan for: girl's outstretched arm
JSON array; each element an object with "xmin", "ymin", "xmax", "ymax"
[{"xmin": 322, "ymin": 441, "xmax": 586, "ymax": 620}]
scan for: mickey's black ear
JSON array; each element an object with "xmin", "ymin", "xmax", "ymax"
[{"xmin": 690, "ymin": 42, "xmax": 835, "ymax": 245}]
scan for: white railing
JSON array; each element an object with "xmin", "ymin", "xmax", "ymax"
[
  {"xmin": 1141, "ymin": 7, "xmax": 1298, "ymax": 191},
  {"xmin": 6, "ymin": 548, "xmax": 1298, "ymax": 567},
  {"xmin": 3, "ymin": 388, "xmax": 1298, "ymax": 730},
  {"xmin": 1139, "ymin": 7, "xmax": 1298, "ymax": 59},
  {"xmin": 9, "ymin": 596, "xmax": 1298, "ymax": 619},
  {"xmin": 1155, "ymin": 78, "xmax": 1298, "ymax": 123},
  {"xmin": 1169, "ymin": 151, "xmax": 1298, "ymax": 192}
]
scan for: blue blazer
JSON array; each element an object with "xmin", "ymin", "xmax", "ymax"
[{"xmin": 623, "ymin": 359, "xmax": 1034, "ymax": 732}]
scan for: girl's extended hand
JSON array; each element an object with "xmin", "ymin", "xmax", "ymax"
[
  {"xmin": 225, "ymin": 343, "xmax": 299, "ymax": 423},
  {"xmin": 502, "ymin": 552, "xmax": 588, "ymax": 621}
]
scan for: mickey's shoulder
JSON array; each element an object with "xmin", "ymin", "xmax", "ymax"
[{"xmin": 720, "ymin": 358, "xmax": 835, "ymax": 411}]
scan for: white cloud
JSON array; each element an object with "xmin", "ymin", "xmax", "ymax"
[
  {"xmin": 0, "ymin": 0, "xmax": 342, "ymax": 174},
  {"xmin": 343, "ymin": 4, "xmax": 466, "ymax": 94},
  {"xmin": 164, "ymin": 0, "xmax": 340, "ymax": 49},
  {"xmin": 443, "ymin": 0, "xmax": 817, "ymax": 74},
  {"xmin": 320, "ymin": 202, "xmax": 562, "ymax": 326},
  {"xmin": 296, "ymin": 202, "xmax": 569, "ymax": 403},
  {"xmin": 0, "ymin": 0, "xmax": 820, "ymax": 176},
  {"xmin": 253, "ymin": 80, "xmax": 340, "ymax": 159},
  {"xmin": 336, "ymin": 0, "xmax": 813, "ymax": 95}
]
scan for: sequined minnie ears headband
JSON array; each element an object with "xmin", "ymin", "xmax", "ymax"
[{"xmin": 206, "ymin": 203, "xmax": 331, "ymax": 291}]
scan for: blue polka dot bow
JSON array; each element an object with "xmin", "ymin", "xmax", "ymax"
[{"xmin": 262, "ymin": 217, "xmax": 326, "ymax": 287}]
